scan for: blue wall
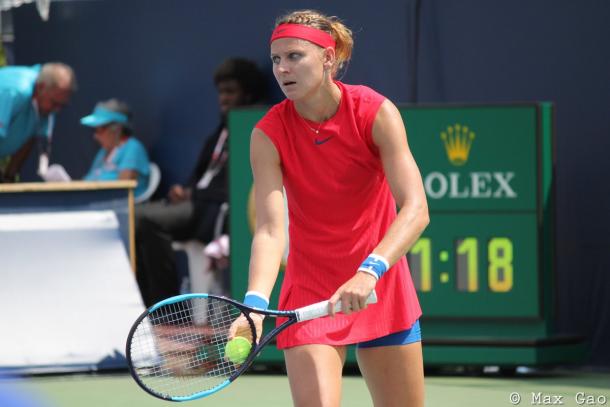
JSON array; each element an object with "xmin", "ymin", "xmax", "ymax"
[
  {"xmin": 13, "ymin": 0, "xmax": 414, "ymax": 190},
  {"xmin": 13, "ymin": 0, "xmax": 610, "ymax": 365}
]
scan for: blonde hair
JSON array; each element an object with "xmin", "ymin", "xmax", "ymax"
[{"xmin": 275, "ymin": 10, "xmax": 353, "ymax": 77}]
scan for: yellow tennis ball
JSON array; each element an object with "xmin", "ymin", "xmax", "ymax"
[{"xmin": 224, "ymin": 336, "xmax": 252, "ymax": 364}]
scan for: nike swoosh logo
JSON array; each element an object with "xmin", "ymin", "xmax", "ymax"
[{"xmin": 314, "ymin": 136, "xmax": 333, "ymax": 145}]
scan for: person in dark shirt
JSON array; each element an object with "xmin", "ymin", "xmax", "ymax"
[{"xmin": 135, "ymin": 58, "xmax": 266, "ymax": 307}]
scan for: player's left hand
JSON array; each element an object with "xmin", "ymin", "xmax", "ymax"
[
  {"xmin": 228, "ymin": 313, "xmax": 264, "ymax": 344},
  {"xmin": 328, "ymin": 272, "xmax": 377, "ymax": 316}
]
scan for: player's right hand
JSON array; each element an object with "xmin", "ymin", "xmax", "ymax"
[{"xmin": 328, "ymin": 271, "xmax": 377, "ymax": 316}]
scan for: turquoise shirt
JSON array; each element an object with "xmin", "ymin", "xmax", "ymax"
[
  {"xmin": 84, "ymin": 137, "xmax": 150, "ymax": 198},
  {"xmin": 0, "ymin": 65, "xmax": 53, "ymax": 157}
]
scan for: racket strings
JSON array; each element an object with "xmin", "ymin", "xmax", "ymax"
[{"xmin": 129, "ymin": 297, "xmax": 252, "ymax": 398}]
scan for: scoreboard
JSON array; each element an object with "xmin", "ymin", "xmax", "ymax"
[
  {"xmin": 229, "ymin": 103, "xmax": 584, "ymax": 366},
  {"xmin": 406, "ymin": 105, "xmax": 543, "ymax": 319}
]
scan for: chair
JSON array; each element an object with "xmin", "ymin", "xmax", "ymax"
[{"xmin": 134, "ymin": 162, "xmax": 161, "ymax": 204}]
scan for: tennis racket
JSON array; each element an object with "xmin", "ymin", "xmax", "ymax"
[{"xmin": 126, "ymin": 290, "xmax": 377, "ymax": 401}]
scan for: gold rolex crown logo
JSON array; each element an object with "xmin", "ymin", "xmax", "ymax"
[{"xmin": 440, "ymin": 123, "xmax": 475, "ymax": 166}]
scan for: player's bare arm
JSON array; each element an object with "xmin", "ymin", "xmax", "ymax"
[
  {"xmin": 248, "ymin": 128, "xmax": 286, "ymax": 299},
  {"xmin": 329, "ymin": 100, "xmax": 429, "ymax": 314},
  {"xmin": 371, "ymin": 99, "xmax": 429, "ymax": 265}
]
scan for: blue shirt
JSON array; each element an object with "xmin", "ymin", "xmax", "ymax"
[
  {"xmin": 84, "ymin": 137, "xmax": 150, "ymax": 198},
  {"xmin": 0, "ymin": 65, "xmax": 53, "ymax": 157}
]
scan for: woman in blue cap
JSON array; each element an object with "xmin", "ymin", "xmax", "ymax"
[{"xmin": 80, "ymin": 99, "xmax": 150, "ymax": 198}]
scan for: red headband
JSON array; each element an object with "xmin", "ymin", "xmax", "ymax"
[{"xmin": 270, "ymin": 23, "xmax": 336, "ymax": 49}]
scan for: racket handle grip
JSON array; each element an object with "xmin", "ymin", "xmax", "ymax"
[{"xmin": 295, "ymin": 290, "xmax": 378, "ymax": 322}]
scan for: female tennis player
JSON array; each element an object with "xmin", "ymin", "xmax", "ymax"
[{"xmin": 241, "ymin": 10, "xmax": 429, "ymax": 406}]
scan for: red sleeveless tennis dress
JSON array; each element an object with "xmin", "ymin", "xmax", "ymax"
[{"xmin": 255, "ymin": 81, "xmax": 422, "ymax": 349}]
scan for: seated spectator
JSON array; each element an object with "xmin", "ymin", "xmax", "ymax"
[
  {"xmin": 135, "ymin": 58, "xmax": 267, "ymax": 307},
  {"xmin": 0, "ymin": 62, "xmax": 76, "ymax": 182},
  {"xmin": 80, "ymin": 99, "xmax": 150, "ymax": 198}
]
